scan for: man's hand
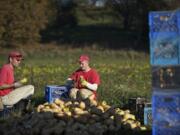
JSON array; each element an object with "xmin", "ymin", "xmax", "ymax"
[
  {"xmin": 14, "ymin": 82, "xmax": 23, "ymax": 88},
  {"xmin": 80, "ymin": 76, "xmax": 87, "ymax": 86}
]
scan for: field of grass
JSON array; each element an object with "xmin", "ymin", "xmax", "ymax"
[{"xmin": 0, "ymin": 46, "xmax": 151, "ymax": 107}]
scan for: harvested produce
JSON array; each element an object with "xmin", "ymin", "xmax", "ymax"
[{"xmin": 0, "ymin": 97, "xmax": 148, "ymax": 135}]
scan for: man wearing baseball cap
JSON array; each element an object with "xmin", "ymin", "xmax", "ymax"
[
  {"xmin": 0, "ymin": 51, "xmax": 34, "ymax": 112},
  {"xmin": 66, "ymin": 54, "xmax": 100, "ymax": 100}
]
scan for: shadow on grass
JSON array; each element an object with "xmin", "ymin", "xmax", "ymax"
[
  {"xmin": 41, "ymin": 25, "xmax": 148, "ymax": 51},
  {"xmin": 32, "ymin": 96, "xmax": 46, "ymax": 107}
]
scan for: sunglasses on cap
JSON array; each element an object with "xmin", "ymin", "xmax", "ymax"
[
  {"xmin": 14, "ymin": 58, "xmax": 21, "ymax": 62},
  {"xmin": 10, "ymin": 54, "xmax": 23, "ymax": 58},
  {"xmin": 14, "ymin": 56, "xmax": 23, "ymax": 61},
  {"xmin": 13, "ymin": 54, "xmax": 22, "ymax": 57}
]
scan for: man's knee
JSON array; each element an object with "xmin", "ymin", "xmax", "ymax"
[
  {"xmin": 26, "ymin": 85, "xmax": 34, "ymax": 95},
  {"xmin": 69, "ymin": 88, "xmax": 78, "ymax": 99},
  {"xmin": 79, "ymin": 89, "xmax": 92, "ymax": 99}
]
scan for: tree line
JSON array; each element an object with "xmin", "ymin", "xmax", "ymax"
[
  {"xmin": 0, "ymin": 0, "xmax": 75, "ymax": 47},
  {"xmin": 0, "ymin": 0, "xmax": 179, "ymax": 48}
]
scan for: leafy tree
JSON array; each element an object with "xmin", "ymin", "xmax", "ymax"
[{"xmin": 0, "ymin": 0, "xmax": 57, "ymax": 47}]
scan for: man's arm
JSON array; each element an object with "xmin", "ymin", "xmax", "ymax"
[
  {"xmin": 80, "ymin": 76, "xmax": 98, "ymax": 91},
  {"xmin": 0, "ymin": 82, "xmax": 23, "ymax": 90},
  {"xmin": 86, "ymin": 83, "xmax": 98, "ymax": 91},
  {"xmin": 0, "ymin": 84, "xmax": 14, "ymax": 90}
]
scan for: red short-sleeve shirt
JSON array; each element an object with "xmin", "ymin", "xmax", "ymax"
[
  {"xmin": 70, "ymin": 68, "xmax": 100, "ymax": 89},
  {"xmin": 0, "ymin": 64, "xmax": 14, "ymax": 96}
]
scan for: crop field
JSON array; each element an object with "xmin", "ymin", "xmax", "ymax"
[{"xmin": 0, "ymin": 46, "xmax": 151, "ymax": 107}]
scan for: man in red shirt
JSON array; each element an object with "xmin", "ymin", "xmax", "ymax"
[
  {"xmin": 66, "ymin": 55, "xmax": 100, "ymax": 100},
  {"xmin": 0, "ymin": 51, "xmax": 34, "ymax": 110}
]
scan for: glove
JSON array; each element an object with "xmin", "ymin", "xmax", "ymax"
[
  {"xmin": 80, "ymin": 76, "xmax": 87, "ymax": 86},
  {"xmin": 14, "ymin": 81, "xmax": 23, "ymax": 88}
]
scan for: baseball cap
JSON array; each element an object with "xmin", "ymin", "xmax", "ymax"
[
  {"xmin": 79, "ymin": 55, "xmax": 90, "ymax": 62},
  {"xmin": 8, "ymin": 51, "xmax": 23, "ymax": 60}
]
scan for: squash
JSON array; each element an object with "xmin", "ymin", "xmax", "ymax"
[
  {"xmin": 73, "ymin": 107, "xmax": 86, "ymax": 115},
  {"xmin": 50, "ymin": 103, "xmax": 60, "ymax": 109},
  {"xmin": 79, "ymin": 101, "xmax": 86, "ymax": 110},
  {"xmin": 37, "ymin": 105, "xmax": 44, "ymax": 112},
  {"xmin": 64, "ymin": 101, "xmax": 73, "ymax": 107},
  {"xmin": 90, "ymin": 99, "xmax": 98, "ymax": 107},
  {"xmin": 140, "ymin": 126, "xmax": 147, "ymax": 131},
  {"xmin": 97, "ymin": 105, "xmax": 104, "ymax": 112},
  {"xmin": 54, "ymin": 98, "xmax": 64, "ymax": 106},
  {"xmin": 123, "ymin": 113, "xmax": 136, "ymax": 121},
  {"xmin": 90, "ymin": 106, "xmax": 103, "ymax": 115}
]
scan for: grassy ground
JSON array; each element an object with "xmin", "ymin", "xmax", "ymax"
[{"xmin": 0, "ymin": 46, "xmax": 151, "ymax": 107}]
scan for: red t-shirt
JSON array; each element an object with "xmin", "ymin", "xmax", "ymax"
[
  {"xmin": 70, "ymin": 68, "xmax": 100, "ymax": 89},
  {"xmin": 0, "ymin": 64, "xmax": 14, "ymax": 96}
]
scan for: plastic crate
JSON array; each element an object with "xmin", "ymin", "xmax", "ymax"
[
  {"xmin": 144, "ymin": 103, "xmax": 152, "ymax": 126},
  {"xmin": 45, "ymin": 85, "xmax": 69, "ymax": 103},
  {"xmin": 128, "ymin": 97, "xmax": 146, "ymax": 112},
  {"xmin": 153, "ymin": 126, "xmax": 180, "ymax": 135},
  {"xmin": 150, "ymin": 33, "xmax": 180, "ymax": 65},
  {"xmin": 152, "ymin": 91, "xmax": 180, "ymax": 135},
  {"xmin": 152, "ymin": 91, "xmax": 180, "ymax": 115},
  {"xmin": 149, "ymin": 11, "xmax": 180, "ymax": 33},
  {"xmin": 152, "ymin": 66, "xmax": 180, "ymax": 89},
  {"xmin": 128, "ymin": 98, "xmax": 146, "ymax": 123}
]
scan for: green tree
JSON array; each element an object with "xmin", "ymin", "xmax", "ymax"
[{"xmin": 0, "ymin": 0, "xmax": 57, "ymax": 47}]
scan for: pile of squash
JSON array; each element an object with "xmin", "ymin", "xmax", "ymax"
[
  {"xmin": 0, "ymin": 97, "xmax": 148, "ymax": 135},
  {"xmin": 36, "ymin": 97, "xmax": 147, "ymax": 134}
]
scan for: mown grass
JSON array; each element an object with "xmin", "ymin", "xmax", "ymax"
[{"xmin": 0, "ymin": 46, "xmax": 151, "ymax": 107}]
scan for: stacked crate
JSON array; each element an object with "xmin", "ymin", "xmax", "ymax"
[
  {"xmin": 149, "ymin": 11, "xmax": 180, "ymax": 135},
  {"xmin": 128, "ymin": 97, "xmax": 147, "ymax": 123}
]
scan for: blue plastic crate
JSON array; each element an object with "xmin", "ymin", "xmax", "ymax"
[
  {"xmin": 152, "ymin": 91, "xmax": 180, "ymax": 135},
  {"xmin": 153, "ymin": 126, "xmax": 180, "ymax": 135},
  {"xmin": 150, "ymin": 33, "xmax": 180, "ymax": 65},
  {"xmin": 45, "ymin": 85, "xmax": 69, "ymax": 103},
  {"xmin": 152, "ymin": 66, "xmax": 180, "ymax": 89},
  {"xmin": 149, "ymin": 30, "xmax": 179, "ymax": 40},
  {"xmin": 149, "ymin": 11, "xmax": 180, "ymax": 33},
  {"xmin": 152, "ymin": 91, "xmax": 180, "ymax": 114}
]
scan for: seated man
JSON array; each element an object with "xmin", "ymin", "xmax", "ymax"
[
  {"xmin": 66, "ymin": 55, "xmax": 100, "ymax": 100},
  {"xmin": 0, "ymin": 51, "xmax": 34, "ymax": 111}
]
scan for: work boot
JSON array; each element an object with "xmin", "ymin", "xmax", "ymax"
[
  {"xmin": 14, "ymin": 100, "xmax": 26, "ymax": 115},
  {"xmin": 25, "ymin": 99, "xmax": 34, "ymax": 113}
]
